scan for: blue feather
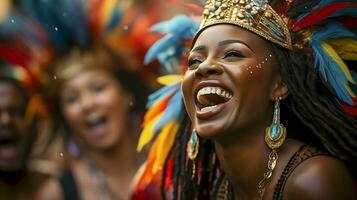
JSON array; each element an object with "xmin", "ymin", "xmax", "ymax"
[
  {"xmin": 105, "ymin": 7, "xmax": 122, "ymax": 34},
  {"xmin": 150, "ymin": 15, "xmax": 198, "ymax": 38},
  {"xmin": 310, "ymin": 22, "xmax": 356, "ymax": 105},
  {"xmin": 152, "ymin": 90, "xmax": 183, "ymax": 131},
  {"xmin": 297, "ymin": 0, "xmax": 357, "ymax": 22},
  {"xmin": 351, "ymin": 71, "xmax": 357, "ymax": 94},
  {"xmin": 330, "ymin": 8, "xmax": 357, "ymax": 18},
  {"xmin": 0, "ymin": 12, "xmax": 43, "ymax": 47},
  {"xmin": 146, "ymin": 83, "xmax": 180, "ymax": 108},
  {"xmin": 311, "ymin": 22, "xmax": 355, "ymax": 42},
  {"xmin": 20, "ymin": 0, "xmax": 90, "ymax": 53},
  {"xmin": 22, "ymin": 0, "xmax": 71, "ymax": 52},
  {"xmin": 144, "ymin": 15, "xmax": 199, "ymax": 73},
  {"xmin": 312, "ymin": 44, "xmax": 353, "ymax": 104},
  {"xmin": 314, "ymin": 0, "xmax": 357, "ymax": 9},
  {"xmin": 144, "ymin": 34, "xmax": 177, "ymax": 64},
  {"xmin": 61, "ymin": 0, "xmax": 90, "ymax": 48}
]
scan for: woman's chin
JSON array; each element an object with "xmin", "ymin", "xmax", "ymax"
[
  {"xmin": 195, "ymin": 124, "xmax": 226, "ymax": 140},
  {"xmin": 85, "ymin": 134, "xmax": 121, "ymax": 152}
]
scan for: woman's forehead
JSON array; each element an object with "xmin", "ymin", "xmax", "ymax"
[{"xmin": 193, "ymin": 24, "xmax": 269, "ymax": 52}]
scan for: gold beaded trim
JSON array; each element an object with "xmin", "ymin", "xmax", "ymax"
[{"xmin": 195, "ymin": 0, "xmax": 292, "ymax": 50}]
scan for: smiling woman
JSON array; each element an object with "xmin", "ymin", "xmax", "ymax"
[
  {"xmin": 138, "ymin": 0, "xmax": 357, "ymax": 200},
  {"xmin": 43, "ymin": 45, "xmax": 148, "ymax": 200},
  {"xmin": 183, "ymin": 25, "xmax": 278, "ymax": 140}
]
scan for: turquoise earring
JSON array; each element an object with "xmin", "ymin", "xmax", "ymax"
[
  {"xmin": 258, "ymin": 98, "xmax": 287, "ymax": 198},
  {"xmin": 187, "ymin": 129, "xmax": 199, "ymax": 179},
  {"xmin": 265, "ymin": 98, "xmax": 286, "ymax": 149}
]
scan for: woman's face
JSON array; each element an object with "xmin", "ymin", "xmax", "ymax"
[
  {"xmin": 60, "ymin": 68, "xmax": 131, "ymax": 150},
  {"xmin": 182, "ymin": 24, "xmax": 280, "ymax": 140}
]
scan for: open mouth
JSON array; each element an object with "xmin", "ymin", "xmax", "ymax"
[
  {"xmin": 0, "ymin": 137, "xmax": 18, "ymax": 146},
  {"xmin": 0, "ymin": 128, "xmax": 19, "ymax": 147},
  {"xmin": 85, "ymin": 114, "xmax": 109, "ymax": 137},
  {"xmin": 85, "ymin": 114, "xmax": 107, "ymax": 128},
  {"xmin": 0, "ymin": 133, "xmax": 20, "ymax": 160},
  {"xmin": 196, "ymin": 86, "xmax": 233, "ymax": 112}
]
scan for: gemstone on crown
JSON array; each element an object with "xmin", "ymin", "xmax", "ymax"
[{"xmin": 196, "ymin": 0, "xmax": 292, "ymax": 49}]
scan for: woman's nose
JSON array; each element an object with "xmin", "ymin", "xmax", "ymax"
[
  {"xmin": 0, "ymin": 110, "xmax": 11, "ymax": 125},
  {"xmin": 79, "ymin": 93, "xmax": 95, "ymax": 113},
  {"xmin": 194, "ymin": 61, "xmax": 223, "ymax": 78}
]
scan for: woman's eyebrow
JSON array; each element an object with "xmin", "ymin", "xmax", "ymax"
[
  {"xmin": 191, "ymin": 45, "xmax": 205, "ymax": 52},
  {"xmin": 218, "ymin": 39, "xmax": 254, "ymax": 53}
]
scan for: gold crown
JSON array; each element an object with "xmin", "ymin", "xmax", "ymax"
[{"xmin": 195, "ymin": 0, "xmax": 292, "ymax": 49}]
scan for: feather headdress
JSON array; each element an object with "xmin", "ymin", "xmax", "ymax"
[{"xmin": 0, "ymin": 0, "xmax": 160, "ymax": 125}]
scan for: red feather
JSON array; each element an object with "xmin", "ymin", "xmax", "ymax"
[
  {"xmin": 274, "ymin": 0, "xmax": 293, "ymax": 15},
  {"xmin": 88, "ymin": 0, "xmax": 103, "ymax": 40},
  {"xmin": 0, "ymin": 44, "xmax": 39, "ymax": 91},
  {"xmin": 181, "ymin": 3, "xmax": 203, "ymax": 14},
  {"xmin": 342, "ymin": 98, "xmax": 357, "ymax": 117},
  {"xmin": 337, "ymin": 16, "xmax": 357, "ymax": 30},
  {"xmin": 164, "ymin": 159, "xmax": 173, "ymax": 190},
  {"xmin": 290, "ymin": 2, "xmax": 357, "ymax": 31},
  {"xmin": 0, "ymin": 44, "xmax": 30, "ymax": 68}
]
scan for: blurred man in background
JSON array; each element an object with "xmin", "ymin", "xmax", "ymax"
[{"xmin": 0, "ymin": 65, "xmax": 50, "ymax": 200}]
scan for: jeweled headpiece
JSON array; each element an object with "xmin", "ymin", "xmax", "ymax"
[{"xmin": 196, "ymin": 0, "xmax": 292, "ymax": 49}]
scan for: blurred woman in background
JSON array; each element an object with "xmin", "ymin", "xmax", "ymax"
[{"xmin": 42, "ymin": 45, "xmax": 148, "ymax": 200}]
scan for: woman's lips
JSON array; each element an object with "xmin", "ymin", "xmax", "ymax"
[
  {"xmin": 88, "ymin": 122, "xmax": 108, "ymax": 138},
  {"xmin": 195, "ymin": 99, "xmax": 230, "ymax": 120},
  {"xmin": 85, "ymin": 115, "xmax": 109, "ymax": 138},
  {"xmin": 0, "ymin": 143, "xmax": 20, "ymax": 161},
  {"xmin": 194, "ymin": 83, "xmax": 233, "ymax": 120}
]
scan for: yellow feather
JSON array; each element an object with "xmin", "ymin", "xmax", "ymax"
[
  {"xmin": 152, "ymin": 121, "xmax": 179, "ymax": 174},
  {"xmin": 345, "ymin": 84, "xmax": 356, "ymax": 98},
  {"xmin": 327, "ymin": 38, "xmax": 357, "ymax": 61},
  {"xmin": 157, "ymin": 75, "xmax": 182, "ymax": 85},
  {"xmin": 138, "ymin": 140, "xmax": 159, "ymax": 187},
  {"xmin": 137, "ymin": 112, "xmax": 164, "ymax": 152},
  {"xmin": 321, "ymin": 42, "xmax": 355, "ymax": 84},
  {"xmin": 143, "ymin": 96, "xmax": 169, "ymax": 123},
  {"xmin": 25, "ymin": 95, "xmax": 40, "ymax": 125},
  {"xmin": 100, "ymin": 0, "xmax": 117, "ymax": 30}
]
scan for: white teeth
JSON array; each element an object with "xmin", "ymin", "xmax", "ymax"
[
  {"xmin": 86, "ymin": 114, "xmax": 101, "ymax": 124},
  {"xmin": 196, "ymin": 86, "xmax": 233, "ymax": 101},
  {"xmin": 211, "ymin": 87, "xmax": 216, "ymax": 93},
  {"xmin": 201, "ymin": 105, "xmax": 217, "ymax": 112}
]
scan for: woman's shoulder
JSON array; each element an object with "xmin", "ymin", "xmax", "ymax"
[{"xmin": 284, "ymin": 154, "xmax": 356, "ymax": 200}]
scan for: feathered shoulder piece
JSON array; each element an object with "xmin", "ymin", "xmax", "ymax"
[{"xmin": 134, "ymin": 13, "xmax": 200, "ymax": 192}]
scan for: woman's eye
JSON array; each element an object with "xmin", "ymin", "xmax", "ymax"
[
  {"xmin": 92, "ymin": 83, "xmax": 106, "ymax": 93},
  {"xmin": 223, "ymin": 50, "xmax": 244, "ymax": 59},
  {"xmin": 188, "ymin": 58, "xmax": 202, "ymax": 69},
  {"xmin": 63, "ymin": 94, "xmax": 78, "ymax": 104}
]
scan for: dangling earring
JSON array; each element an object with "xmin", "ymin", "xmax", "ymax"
[
  {"xmin": 187, "ymin": 129, "xmax": 199, "ymax": 179},
  {"xmin": 265, "ymin": 97, "xmax": 286, "ymax": 149},
  {"xmin": 258, "ymin": 98, "xmax": 286, "ymax": 199}
]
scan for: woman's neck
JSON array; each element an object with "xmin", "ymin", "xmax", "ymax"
[
  {"xmin": 81, "ymin": 134, "xmax": 139, "ymax": 200},
  {"xmin": 86, "ymin": 135, "xmax": 138, "ymax": 178},
  {"xmin": 214, "ymin": 124, "xmax": 271, "ymax": 199}
]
